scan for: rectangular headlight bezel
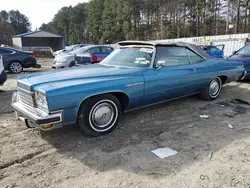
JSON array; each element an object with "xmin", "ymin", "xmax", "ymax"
[{"xmin": 34, "ymin": 91, "xmax": 48, "ymax": 111}]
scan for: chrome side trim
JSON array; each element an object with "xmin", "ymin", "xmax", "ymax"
[{"xmin": 126, "ymin": 82, "xmax": 144, "ymax": 87}]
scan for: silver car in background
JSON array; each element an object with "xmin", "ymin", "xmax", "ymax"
[
  {"xmin": 52, "ymin": 46, "xmax": 91, "ymax": 69},
  {"xmin": 53, "ymin": 44, "xmax": 88, "ymax": 57},
  {"xmin": 52, "ymin": 45, "xmax": 112, "ymax": 69}
]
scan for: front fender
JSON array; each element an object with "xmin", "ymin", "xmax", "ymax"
[
  {"xmin": 41, "ymin": 75, "xmax": 144, "ymax": 110},
  {"xmin": 41, "ymin": 76, "xmax": 144, "ymax": 123}
]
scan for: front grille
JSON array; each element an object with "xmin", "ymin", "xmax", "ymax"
[{"xmin": 18, "ymin": 89, "xmax": 36, "ymax": 107}]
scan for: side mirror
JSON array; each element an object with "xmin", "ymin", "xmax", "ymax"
[
  {"xmin": 156, "ymin": 60, "xmax": 167, "ymax": 70},
  {"xmin": 232, "ymin": 51, "xmax": 237, "ymax": 55}
]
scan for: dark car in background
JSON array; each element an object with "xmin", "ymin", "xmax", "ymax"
[
  {"xmin": 0, "ymin": 47, "xmax": 37, "ymax": 73},
  {"xmin": 0, "ymin": 55, "xmax": 7, "ymax": 86},
  {"xmin": 202, "ymin": 45, "xmax": 224, "ymax": 58},
  {"xmin": 228, "ymin": 44, "xmax": 250, "ymax": 80}
]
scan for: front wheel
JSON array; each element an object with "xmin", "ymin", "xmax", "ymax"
[
  {"xmin": 200, "ymin": 77, "xmax": 222, "ymax": 100},
  {"xmin": 77, "ymin": 94, "xmax": 121, "ymax": 136},
  {"xmin": 69, "ymin": 61, "xmax": 75, "ymax": 67},
  {"xmin": 8, "ymin": 61, "xmax": 23, "ymax": 73}
]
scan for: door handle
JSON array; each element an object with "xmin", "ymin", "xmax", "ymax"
[{"xmin": 190, "ymin": 68, "xmax": 196, "ymax": 72}]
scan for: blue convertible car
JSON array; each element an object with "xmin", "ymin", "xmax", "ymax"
[{"xmin": 12, "ymin": 41, "xmax": 245, "ymax": 136}]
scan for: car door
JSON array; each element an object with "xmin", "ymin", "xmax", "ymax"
[
  {"xmin": 207, "ymin": 46, "xmax": 223, "ymax": 58},
  {"xmin": 142, "ymin": 46, "xmax": 202, "ymax": 105},
  {"xmin": 86, "ymin": 47, "xmax": 102, "ymax": 62}
]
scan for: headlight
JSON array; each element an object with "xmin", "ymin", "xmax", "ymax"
[
  {"xmin": 58, "ymin": 58, "xmax": 68, "ymax": 64},
  {"xmin": 35, "ymin": 91, "xmax": 47, "ymax": 109}
]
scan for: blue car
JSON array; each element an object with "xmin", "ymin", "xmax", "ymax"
[
  {"xmin": 202, "ymin": 45, "xmax": 224, "ymax": 58},
  {"xmin": 12, "ymin": 41, "xmax": 245, "ymax": 136},
  {"xmin": 228, "ymin": 44, "xmax": 250, "ymax": 80}
]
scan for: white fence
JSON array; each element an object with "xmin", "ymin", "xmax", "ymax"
[
  {"xmin": 154, "ymin": 33, "xmax": 250, "ymax": 57},
  {"xmin": 22, "ymin": 46, "xmax": 54, "ymax": 56}
]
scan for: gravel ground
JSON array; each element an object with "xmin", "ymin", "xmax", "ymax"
[{"xmin": 0, "ymin": 58, "xmax": 250, "ymax": 188}]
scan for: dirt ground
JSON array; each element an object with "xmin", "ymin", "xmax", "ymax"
[{"xmin": 0, "ymin": 58, "xmax": 250, "ymax": 188}]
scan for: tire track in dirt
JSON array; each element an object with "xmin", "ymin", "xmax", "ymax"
[{"xmin": 0, "ymin": 148, "xmax": 55, "ymax": 170}]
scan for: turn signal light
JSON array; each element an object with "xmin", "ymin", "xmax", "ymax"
[{"xmin": 43, "ymin": 124, "xmax": 52, "ymax": 129}]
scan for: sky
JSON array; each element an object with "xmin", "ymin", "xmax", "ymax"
[{"xmin": 1, "ymin": 0, "xmax": 89, "ymax": 30}]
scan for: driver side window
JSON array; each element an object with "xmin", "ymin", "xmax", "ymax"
[
  {"xmin": 155, "ymin": 46, "xmax": 204, "ymax": 66},
  {"xmin": 155, "ymin": 46, "xmax": 190, "ymax": 67}
]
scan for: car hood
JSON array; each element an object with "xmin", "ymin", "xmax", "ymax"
[
  {"xmin": 53, "ymin": 54, "xmax": 75, "ymax": 61},
  {"xmin": 17, "ymin": 64, "xmax": 144, "ymax": 92}
]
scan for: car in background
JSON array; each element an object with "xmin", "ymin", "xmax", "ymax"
[
  {"xmin": 0, "ymin": 47, "xmax": 37, "ymax": 74},
  {"xmin": 202, "ymin": 45, "xmax": 224, "ymax": 58},
  {"xmin": 0, "ymin": 55, "xmax": 7, "ymax": 86},
  {"xmin": 228, "ymin": 44, "xmax": 250, "ymax": 80},
  {"xmin": 53, "ymin": 44, "xmax": 88, "ymax": 57},
  {"xmin": 12, "ymin": 41, "xmax": 245, "ymax": 136},
  {"xmin": 75, "ymin": 45, "xmax": 113, "ymax": 65},
  {"xmin": 52, "ymin": 45, "xmax": 113, "ymax": 69}
]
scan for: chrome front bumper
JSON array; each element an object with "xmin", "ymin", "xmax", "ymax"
[{"xmin": 11, "ymin": 92, "xmax": 63, "ymax": 130}]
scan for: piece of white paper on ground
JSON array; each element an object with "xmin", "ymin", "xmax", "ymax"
[
  {"xmin": 200, "ymin": 114, "xmax": 209, "ymax": 119},
  {"xmin": 151, "ymin": 147, "xmax": 178, "ymax": 159}
]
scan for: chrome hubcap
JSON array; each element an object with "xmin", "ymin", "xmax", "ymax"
[
  {"xmin": 91, "ymin": 103, "xmax": 114, "ymax": 128},
  {"xmin": 10, "ymin": 62, "xmax": 22, "ymax": 73},
  {"xmin": 209, "ymin": 79, "xmax": 220, "ymax": 97}
]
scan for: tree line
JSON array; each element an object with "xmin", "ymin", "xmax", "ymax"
[
  {"xmin": 40, "ymin": 0, "xmax": 250, "ymax": 45},
  {"xmin": 1, "ymin": 0, "xmax": 249, "ymax": 46},
  {"xmin": 0, "ymin": 10, "xmax": 31, "ymax": 45}
]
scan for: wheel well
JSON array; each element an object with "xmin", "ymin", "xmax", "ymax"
[
  {"xmin": 69, "ymin": 61, "xmax": 75, "ymax": 67},
  {"xmin": 9, "ymin": 60, "xmax": 23, "ymax": 66},
  {"xmin": 78, "ymin": 92, "xmax": 130, "ymax": 114},
  {"xmin": 111, "ymin": 92, "xmax": 130, "ymax": 112},
  {"xmin": 218, "ymin": 76, "xmax": 227, "ymax": 85}
]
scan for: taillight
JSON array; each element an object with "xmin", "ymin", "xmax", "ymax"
[
  {"xmin": 91, "ymin": 55, "xmax": 97, "ymax": 62},
  {"xmin": 29, "ymin": 54, "xmax": 35, "ymax": 59}
]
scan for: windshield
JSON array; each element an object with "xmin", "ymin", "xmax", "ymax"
[
  {"xmin": 236, "ymin": 45, "xmax": 250, "ymax": 55},
  {"xmin": 68, "ymin": 46, "xmax": 90, "ymax": 55},
  {"xmin": 100, "ymin": 47, "xmax": 154, "ymax": 67}
]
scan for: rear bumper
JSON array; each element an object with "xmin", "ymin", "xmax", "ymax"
[
  {"xmin": 0, "ymin": 70, "xmax": 7, "ymax": 85},
  {"xmin": 23, "ymin": 58, "xmax": 37, "ymax": 68},
  {"xmin": 11, "ymin": 91, "xmax": 63, "ymax": 130}
]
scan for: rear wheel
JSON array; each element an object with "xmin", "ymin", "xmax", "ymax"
[
  {"xmin": 201, "ymin": 77, "xmax": 222, "ymax": 100},
  {"xmin": 8, "ymin": 61, "xmax": 23, "ymax": 73},
  {"xmin": 77, "ymin": 94, "xmax": 121, "ymax": 136}
]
